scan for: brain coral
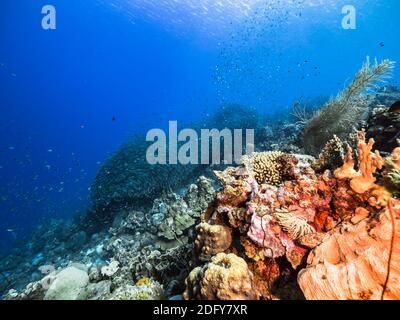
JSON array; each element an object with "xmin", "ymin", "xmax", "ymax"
[
  {"xmin": 195, "ymin": 223, "xmax": 233, "ymax": 261},
  {"xmin": 243, "ymin": 151, "xmax": 298, "ymax": 186},
  {"xmin": 183, "ymin": 253, "xmax": 260, "ymax": 300}
]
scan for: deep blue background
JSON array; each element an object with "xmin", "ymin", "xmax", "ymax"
[{"xmin": 0, "ymin": 0, "xmax": 399, "ymax": 255}]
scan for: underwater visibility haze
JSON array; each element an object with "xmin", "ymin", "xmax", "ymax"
[{"xmin": 0, "ymin": 0, "xmax": 400, "ymax": 300}]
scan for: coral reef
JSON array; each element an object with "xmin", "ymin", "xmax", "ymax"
[
  {"xmin": 242, "ymin": 151, "xmax": 298, "ymax": 186},
  {"xmin": 89, "ymin": 104, "xmax": 262, "ymax": 219},
  {"xmin": 1, "ymin": 176, "xmax": 214, "ymax": 299},
  {"xmin": 102, "ymin": 279, "xmax": 164, "ymax": 300},
  {"xmin": 183, "ymin": 253, "xmax": 260, "ymax": 300},
  {"xmin": 366, "ymin": 86, "xmax": 400, "ymax": 153},
  {"xmin": 298, "ymin": 199, "xmax": 400, "ymax": 300},
  {"xmin": 312, "ymin": 135, "xmax": 344, "ymax": 172},
  {"xmin": 154, "ymin": 194, "xmax": 197, "ymax": 241},
  {"xmin": 185, "ymin": 150, "xmax": 321, "ymax": 298},
  {"xmin": 2, "ymin": 76, "xmax": 400, "ymax": 301},
  {"xmin": 183, "ymin": 128, "xmax": 400, "ymax": 300},
  {"xmin": 195, "ymin": 223, "xmax": 233, "ymax": 262}
]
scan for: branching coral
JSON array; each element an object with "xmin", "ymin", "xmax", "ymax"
[
  {"xmin": 303, "ymin": 57, "xmax": 395, "ymax": 155},
  {"xmin": 333, "ymin": 145, "xmax": 358, "ymax": 180},
  {"xmin": 334, "ymin": 130, "xmax": 384, "ymax": 194},
  {"xmin": 351, "ymin": 131, "xmax": 384, "ymax": 194},
  {"xmin": 242, "ymin": 151, "xmax": 298, "ymax": 186}
]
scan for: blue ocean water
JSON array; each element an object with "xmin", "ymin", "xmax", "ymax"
[{"xmin": 0, "ymin": 0, "xmax": 399, "ymax": 256}]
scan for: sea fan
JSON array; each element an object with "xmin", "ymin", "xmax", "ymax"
[
  {"xmin": 302, "ymin": 57, "xmax": 395, "ymax": 156},
  {"xmin": 273, "ymin": 209, "xmax": 316, "ymax": 240}
]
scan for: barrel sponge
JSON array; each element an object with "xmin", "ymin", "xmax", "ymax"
[
  {"xmin": 195, "ymin": 223, "xmax": 232, "ymax": 261},
  {"xmin": 183, "ymin": 253, "xmax": 260, "ymax": 300},
  {"xmin": 243, "ymin": 151, "xmax": 298, "ymax": 186}
]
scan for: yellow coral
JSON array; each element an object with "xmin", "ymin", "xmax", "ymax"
[
  {"xmin": 368, "ymin": 186, "xmax": 392, "ymax": 209},
  {"xmin": 136, "ymin": 277, "xmax": 152, "ymax": 286},
  {"xmin": 243, "ymin": 151, "xmax": 296, "ymax": 186},
  {"xmin": 241, "ymin": 238, "xmax": 265, "ymax": 262}
]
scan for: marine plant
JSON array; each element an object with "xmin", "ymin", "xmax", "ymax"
[{"xmin": 302, "ymin": 57, "xmax": 395, "ymax": 155}]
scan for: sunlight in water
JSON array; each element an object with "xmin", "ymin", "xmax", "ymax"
[
  {"xmin": 98, "ymin": 0, "xmax": 294, "ymax": 38},
  {"xmin": 97, "ymin": 0, "xmax": 372, "ymax": 41}
]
